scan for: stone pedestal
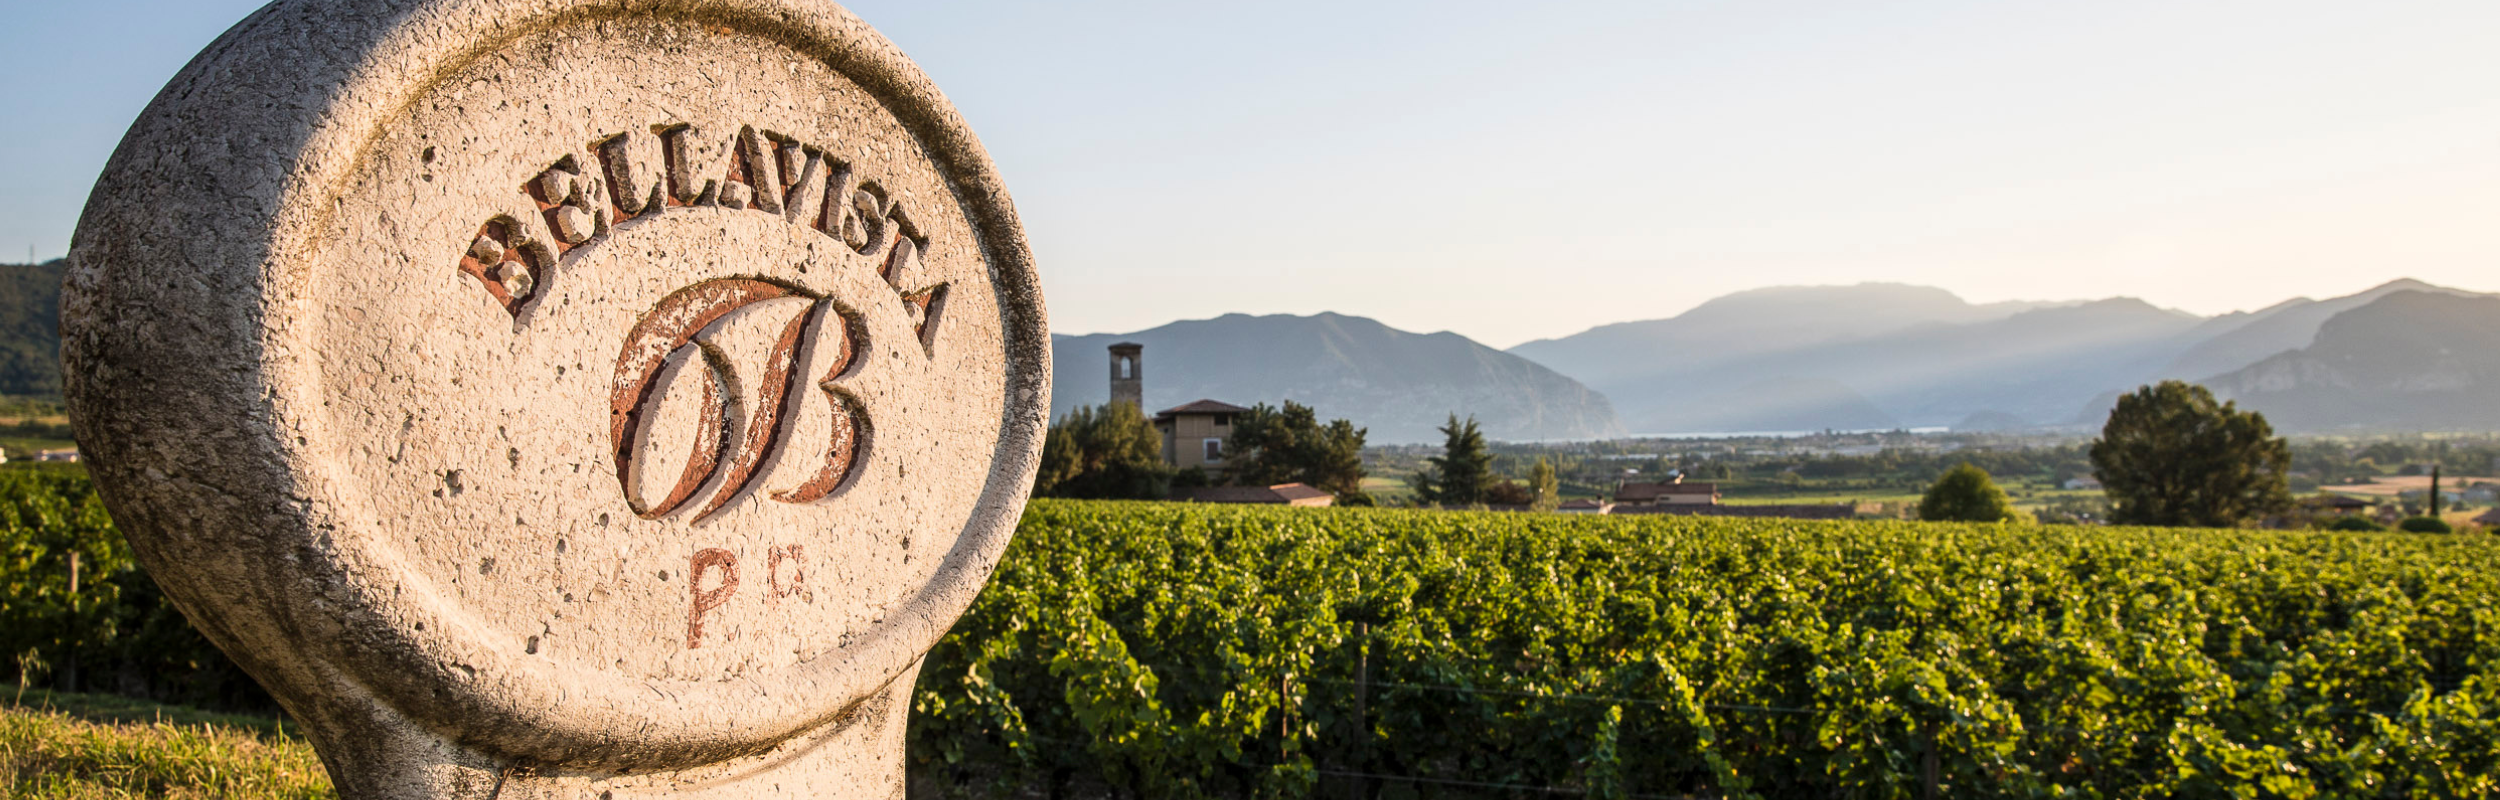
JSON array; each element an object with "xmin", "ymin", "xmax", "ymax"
[{"xmin": 63, "ymin": 1, "xmax": 1046, "ymax": 796}]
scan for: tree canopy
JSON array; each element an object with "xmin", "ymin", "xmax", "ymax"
[
  {"xmin": 1529, "ymin": 457, "xmax": 1560, "ymax": 512},
  {"xmin": 1918, "ymin": 463, "xmax": 2021, "ymax": 523},
  {"xmin": 1223, "ymin": 400, "xmax": 1368, "ymax": 498},
  {"xmin": 1034, "ymin": 402, "xmax": 1171, "ymax": 500},
  {"xmin": 1410, "ymin": 414, "xmax": 1493, "ymax": 506},
  {"xmin": 2089, "ymin": 381, "xmax": 2291, "ymax": 528}
]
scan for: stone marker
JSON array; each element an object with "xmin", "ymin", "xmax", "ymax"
[{"xmin": 61, "ymin": 0, "xmax": 1047, "ymax": 796}]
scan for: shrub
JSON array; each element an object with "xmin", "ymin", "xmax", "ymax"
[
  {"xmin": 2324, "ymin": 515, "xmax": 2385, "ymax": 532},
  {"xmin": 2398, "ymin": 516, "xmax": 2454, "ymax": 534},
  {"xmin": 1917, "ymin": 463, "xmax": 2021, "ymax": 522}
]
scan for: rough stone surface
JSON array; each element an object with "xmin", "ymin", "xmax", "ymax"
[{"xmin": 61, "ymin": 1, "xmax": 1049, "ymax": 797}]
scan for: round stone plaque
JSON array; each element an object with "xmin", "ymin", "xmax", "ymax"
[{"xmin": 63, "ymin": 0, "xmax": 1046, "ymax": 795}]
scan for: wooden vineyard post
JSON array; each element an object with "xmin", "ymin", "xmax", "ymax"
[{"xmin": 64, "ymin": 551, "xmax": 80, "ymax": 694}]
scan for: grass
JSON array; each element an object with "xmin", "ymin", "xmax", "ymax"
[{"xmin": 1, "ymin": 690, "xmax": 332, "ymax": 799}]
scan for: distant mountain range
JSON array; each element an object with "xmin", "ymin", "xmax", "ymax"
[
  {"xmin": 2205, "ymin": 291, "xmax": 2500, "ymax": 431},
  {"xmin": 1513, "ymin": 279, "xmax": 2498, "ymax": 435},
  {"xmin": 1051, "ymin": 313, "xmax": 1625, "ymax": 444}
]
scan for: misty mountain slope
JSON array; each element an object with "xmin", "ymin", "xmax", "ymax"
[
  {"xmin": 1052, "ymin": 313, "xmax": 1625, "ymax": 444},
  {"xmin": 2206, "ymin": 291, "xmax": 2500, "ymax": 431},
  {"xmin": 2158, "ymin": 279, "xmax": 2492, "ymax": 380},
  {"xmin": 1596, "ymin": 298, "xmax": 2200, "ymax": 433},
  {"xmin": 1624, "ymin": 377, "xmax": 1899, "ymax": 434},
  {"xmin": 1507, "ymin": 283, "xmax": 2058, "ymax": 391}
]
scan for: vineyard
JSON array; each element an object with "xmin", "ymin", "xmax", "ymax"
[{"xmin": 910, "ymin": 500, "xmax": 2500, "ymax": 799}]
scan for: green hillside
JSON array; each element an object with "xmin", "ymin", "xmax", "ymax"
[{"xmin": 0, "ymin": 260, "xmax": 64, "ymax": 398}]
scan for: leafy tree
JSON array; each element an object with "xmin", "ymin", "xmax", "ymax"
[
  {"xmin": 1033, "ymin": 403, "xmax": 1172, "ymax": 500},
  {"xmin": 1529, "ymin": 457, "xmax": 1560, "ymax": 512},
  {"xmin": 1918, "ymin": 463, "xmax": 2022, "ymax": 523},
  {"xmin": 1222, "ymin": 400, "xmax": 1368, "ymax": 497},
  {"xmin": 1411, "ymin": 414, "xmax": 1493, "ymax": 506},
  {"xmin": 2089, "ymin": 381, "xmax": 2291, "ymax": 528},
  {"xmin": 1482, "ymin": 481, "xmax": 1534, "ymax": 506},
  {"xmin": 1170, "ymin": 467, "xmax": 1211, "ymax": 491}
]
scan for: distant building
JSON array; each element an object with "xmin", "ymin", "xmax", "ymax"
[
  {"xmin": 1614, "ymin": 478, "xmax": 1719, "ymax": 506},
  {"xmin": 2062, "ymin": 476, "xmax": 2103, "ymax": 491},
  {"xmin": 1108, "ymin": 342, "xmax": 1143, "ymax": 410},
  {"xmin": 1613, "ymin": 503, "xmax": 1855, "ymax": 520},
  {"xmin": 2315, "ymin": 494, "xmax": 2372, "ymax": 513},
  {"xmin": 2477, "ymin": 508, "xmax": 2500, "ymax": 527},
  {"xmin": 1174, "ymin": 482, "xmax": 1334, "ymax": 507},
  {"xmin": 1558, "ymin": 499, "xmax": 1613, "ymax": 514},
  {"xmin": 1154, "ymin": 399, "xmax": 1250, "ymax": 475},
  {"xmin": 36, "ymin": 448, "xmax": 78, "ymax": 463}
]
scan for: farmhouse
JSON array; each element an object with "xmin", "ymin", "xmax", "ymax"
[
  {"xmin": 1101, "ymin": 342, "xmax": 1253, "ymax": 477},
  {"xmin": 1154, "ymin": 399, "xmax": 1250, "ymax": 475}
]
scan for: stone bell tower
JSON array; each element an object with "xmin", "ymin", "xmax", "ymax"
[{"xmin": 1109, "ymin": 342, "xmax": 1143, "ymax": 410}]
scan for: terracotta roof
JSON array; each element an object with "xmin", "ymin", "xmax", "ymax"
[
  {"xmin": 1175, "ymin": 482, "xmax": 1334, "ymax": 505},
  {"xmin": 1615, "ymin": 481, "xmax": 1719, "ymax": 502},
  {"xmin": 1156, "ymin": 399, "xmax": 1252, "ymax": 420}
]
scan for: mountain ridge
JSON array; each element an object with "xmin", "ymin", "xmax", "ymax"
[{"xmin": 2204, "ymin": 290, "xmax": 2500, "ymax": 431}]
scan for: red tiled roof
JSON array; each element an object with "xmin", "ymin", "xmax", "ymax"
[
  {"xmin": 1175, "ymin": 482, "xmax": 1334, "ymax": 506},
  {"xmin": 1155, "ymin": 399, "xmax": 1252, "ymax": 420},
  {"xmin": 1269, "ymin": 483, "xmax": 1332, "ymax": 501}
]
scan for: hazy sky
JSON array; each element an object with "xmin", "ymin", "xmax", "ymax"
[{"xmin": 6, "ymin": 1, "xmax": 2497, "ymax": 348}]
